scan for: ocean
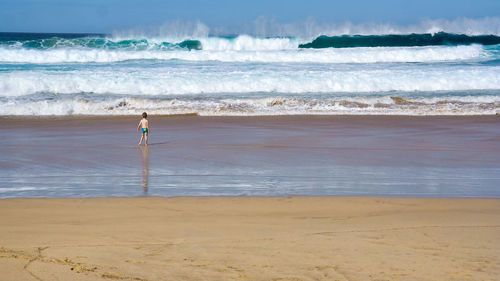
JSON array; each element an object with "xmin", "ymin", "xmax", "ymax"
[
  {"xmin": 1, "ymin": 31, "xmax": 499, "ymax": 199},
  {"xmin": 1, "ymin": 31, "xmax": 499, "ymax": 116}
]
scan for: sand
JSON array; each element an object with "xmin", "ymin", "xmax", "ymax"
[
  {"xmin": 1, "ymin": 197, "xmax": 499, "ymax": 281},
  {"xmin": 2, "ymin": 115, "xmax": 499, "ymax": 198},
  {"xmin": 1, "ymin": 115, "xmax": 499, "ymax": 280}
]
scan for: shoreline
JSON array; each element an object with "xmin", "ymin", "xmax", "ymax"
[
  {"xmin": 2, "ymin": 194, "xmax": 500, "ymax": 200},
  {"xmin": 2, "ymin": 113, "xmax": 499, "ymax": 120},
  {"xmin": 2, "ymin": 114, "xmax": 499, "ymax": 198},
  {"xmin": 1, "ymin": 196, "xmax": 499, "ymax": 280}
]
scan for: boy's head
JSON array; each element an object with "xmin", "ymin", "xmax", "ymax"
[{"xmin": 142, "ymin": 112, "xmax": 147, "ymax": 118}]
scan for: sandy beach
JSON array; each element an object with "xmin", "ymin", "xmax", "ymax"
[
  {"xmin": 1, "ymin": 196, "xmax": 499, "ymax": 280},
  {"xmin": 1, "ymin": 116, "xmax": 499, "ymax": 280}
]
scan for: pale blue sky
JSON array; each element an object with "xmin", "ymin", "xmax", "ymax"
[{"xmin": 1, "ymin": 0, "xmax": 499, "ymax": 33}]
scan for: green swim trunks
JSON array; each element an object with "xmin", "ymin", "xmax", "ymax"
[{"xmin": 141, "ymin": 128, "xmax": 148, "ymax": 134}]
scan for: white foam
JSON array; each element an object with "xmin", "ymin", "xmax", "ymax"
[
  {"xmin": 0, "ymin": 187, "xmax": 44, "ymax": 193},
  {"xmin": 1, "ymin": 64, "xmax": 499, "ymax": 97},
  {"xmin": 1, "ymin": 96, "xmax": 498, "ymax": 116},
  {"xmin": 0, "ymin": 44, "xmax": 486, "ymax": 64},
  {"xmin": 199, "ymin": 35, "xmax": 297, "ymax": 51}
]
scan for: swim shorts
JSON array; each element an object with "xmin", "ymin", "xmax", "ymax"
[{"xmin": 142, "ymin": 128, "xmax": 148, "ymax": 134}]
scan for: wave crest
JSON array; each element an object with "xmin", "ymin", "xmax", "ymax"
[
  {"xmin": 1, "ymin": 36, "xmax": 202, "ymax": 51},
  {"xmin": 299, "ymin": 32, "xmax": 500, "ymax": 48},
  {"xmin": 0, "ymin": 44, "xmax": 486, "ymax": 64}
]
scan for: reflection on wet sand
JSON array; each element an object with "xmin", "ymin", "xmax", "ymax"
[
  {"xmin": 139, "ymin": 146, "xmax": 149, "ymax": 193},
  {"xmin": 1, "ymin": 115, "xmax": 499, "ymax": 198}
]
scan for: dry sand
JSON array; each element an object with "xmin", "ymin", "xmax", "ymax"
[{"xmin": 1, "ymin": 197, "xmax": 499, "ymax": 280}]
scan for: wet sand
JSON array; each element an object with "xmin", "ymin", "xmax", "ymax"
[
  {"xmin": 1, "ymin": 115, "xmax": 499, "ymax": 197},
  {"xmin": 1, "ymin": 197, "xmax": 499, "ymax": 281}
]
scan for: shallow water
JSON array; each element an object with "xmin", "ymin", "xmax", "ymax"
[{"xmin": 1, "ymin": 116, "xmax": 499, "ymax": 198}]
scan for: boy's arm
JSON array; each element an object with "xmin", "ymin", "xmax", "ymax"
[{"xmin": 137, "ymin": 122, "xmax": 141, "ymax": 132}]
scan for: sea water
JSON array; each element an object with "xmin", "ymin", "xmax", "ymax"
[{"xmin": 0, "ymin": 32, "xmax": 499, "ymax": 116}]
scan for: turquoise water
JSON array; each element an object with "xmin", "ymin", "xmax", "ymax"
[
  {"xmin": 299, "ymin": 32, "xmax": 500, "ymax": 48},
  {"xmin": 3, "ymin": 32, "xmax": 500, "ymax": 50},
  {"xmin": 0, "ymin": 32, "xmax": 499, "ymax": 116}
]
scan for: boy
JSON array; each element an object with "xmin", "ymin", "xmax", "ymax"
[{"xmin": 137, "ymin": 112, "xmax": 150, "ymax": 146}]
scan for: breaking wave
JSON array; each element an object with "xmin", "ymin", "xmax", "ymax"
[
  {"xmin": 0, "ymin": 44, "xmax": 488, "ymax": 64},
  {"xmin": 299, "ymin": 32, "xmax": 500, "ymax": 48},
  {"xmin": 2, "ymin": 95, "xmax": 498, "ymax": 116},
  {"xmin": 1, "ymin": 64, "xmax": 499, "ymax": 97},
  {"xmin": 1, "ymin": 28, "xmax": 499, "ymax": 117},
  {"xmin": 1, "ymin": 32, "xmax": 498, "ymax": 64}
]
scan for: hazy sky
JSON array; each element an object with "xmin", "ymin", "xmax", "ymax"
[{"xmin": 1, "ymin": 0, "xmax": 499, "ymax": 33}]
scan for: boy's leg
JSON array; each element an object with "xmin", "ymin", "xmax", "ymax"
[
  {"xmin": 138, "ymin": 134, "xmax": 144, "ymax": 146},
  {"xmin": 144, "ymin": 133, "xmax": 148, "ymax": 146}
]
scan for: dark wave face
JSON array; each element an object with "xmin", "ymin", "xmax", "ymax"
[
  {"xmin": 0, "ymin": 32, "xmax": 202, "ymax": 51},
  {"xmin": 299, "ymin": 32, "xmax": 500, "ymax": 48}
]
